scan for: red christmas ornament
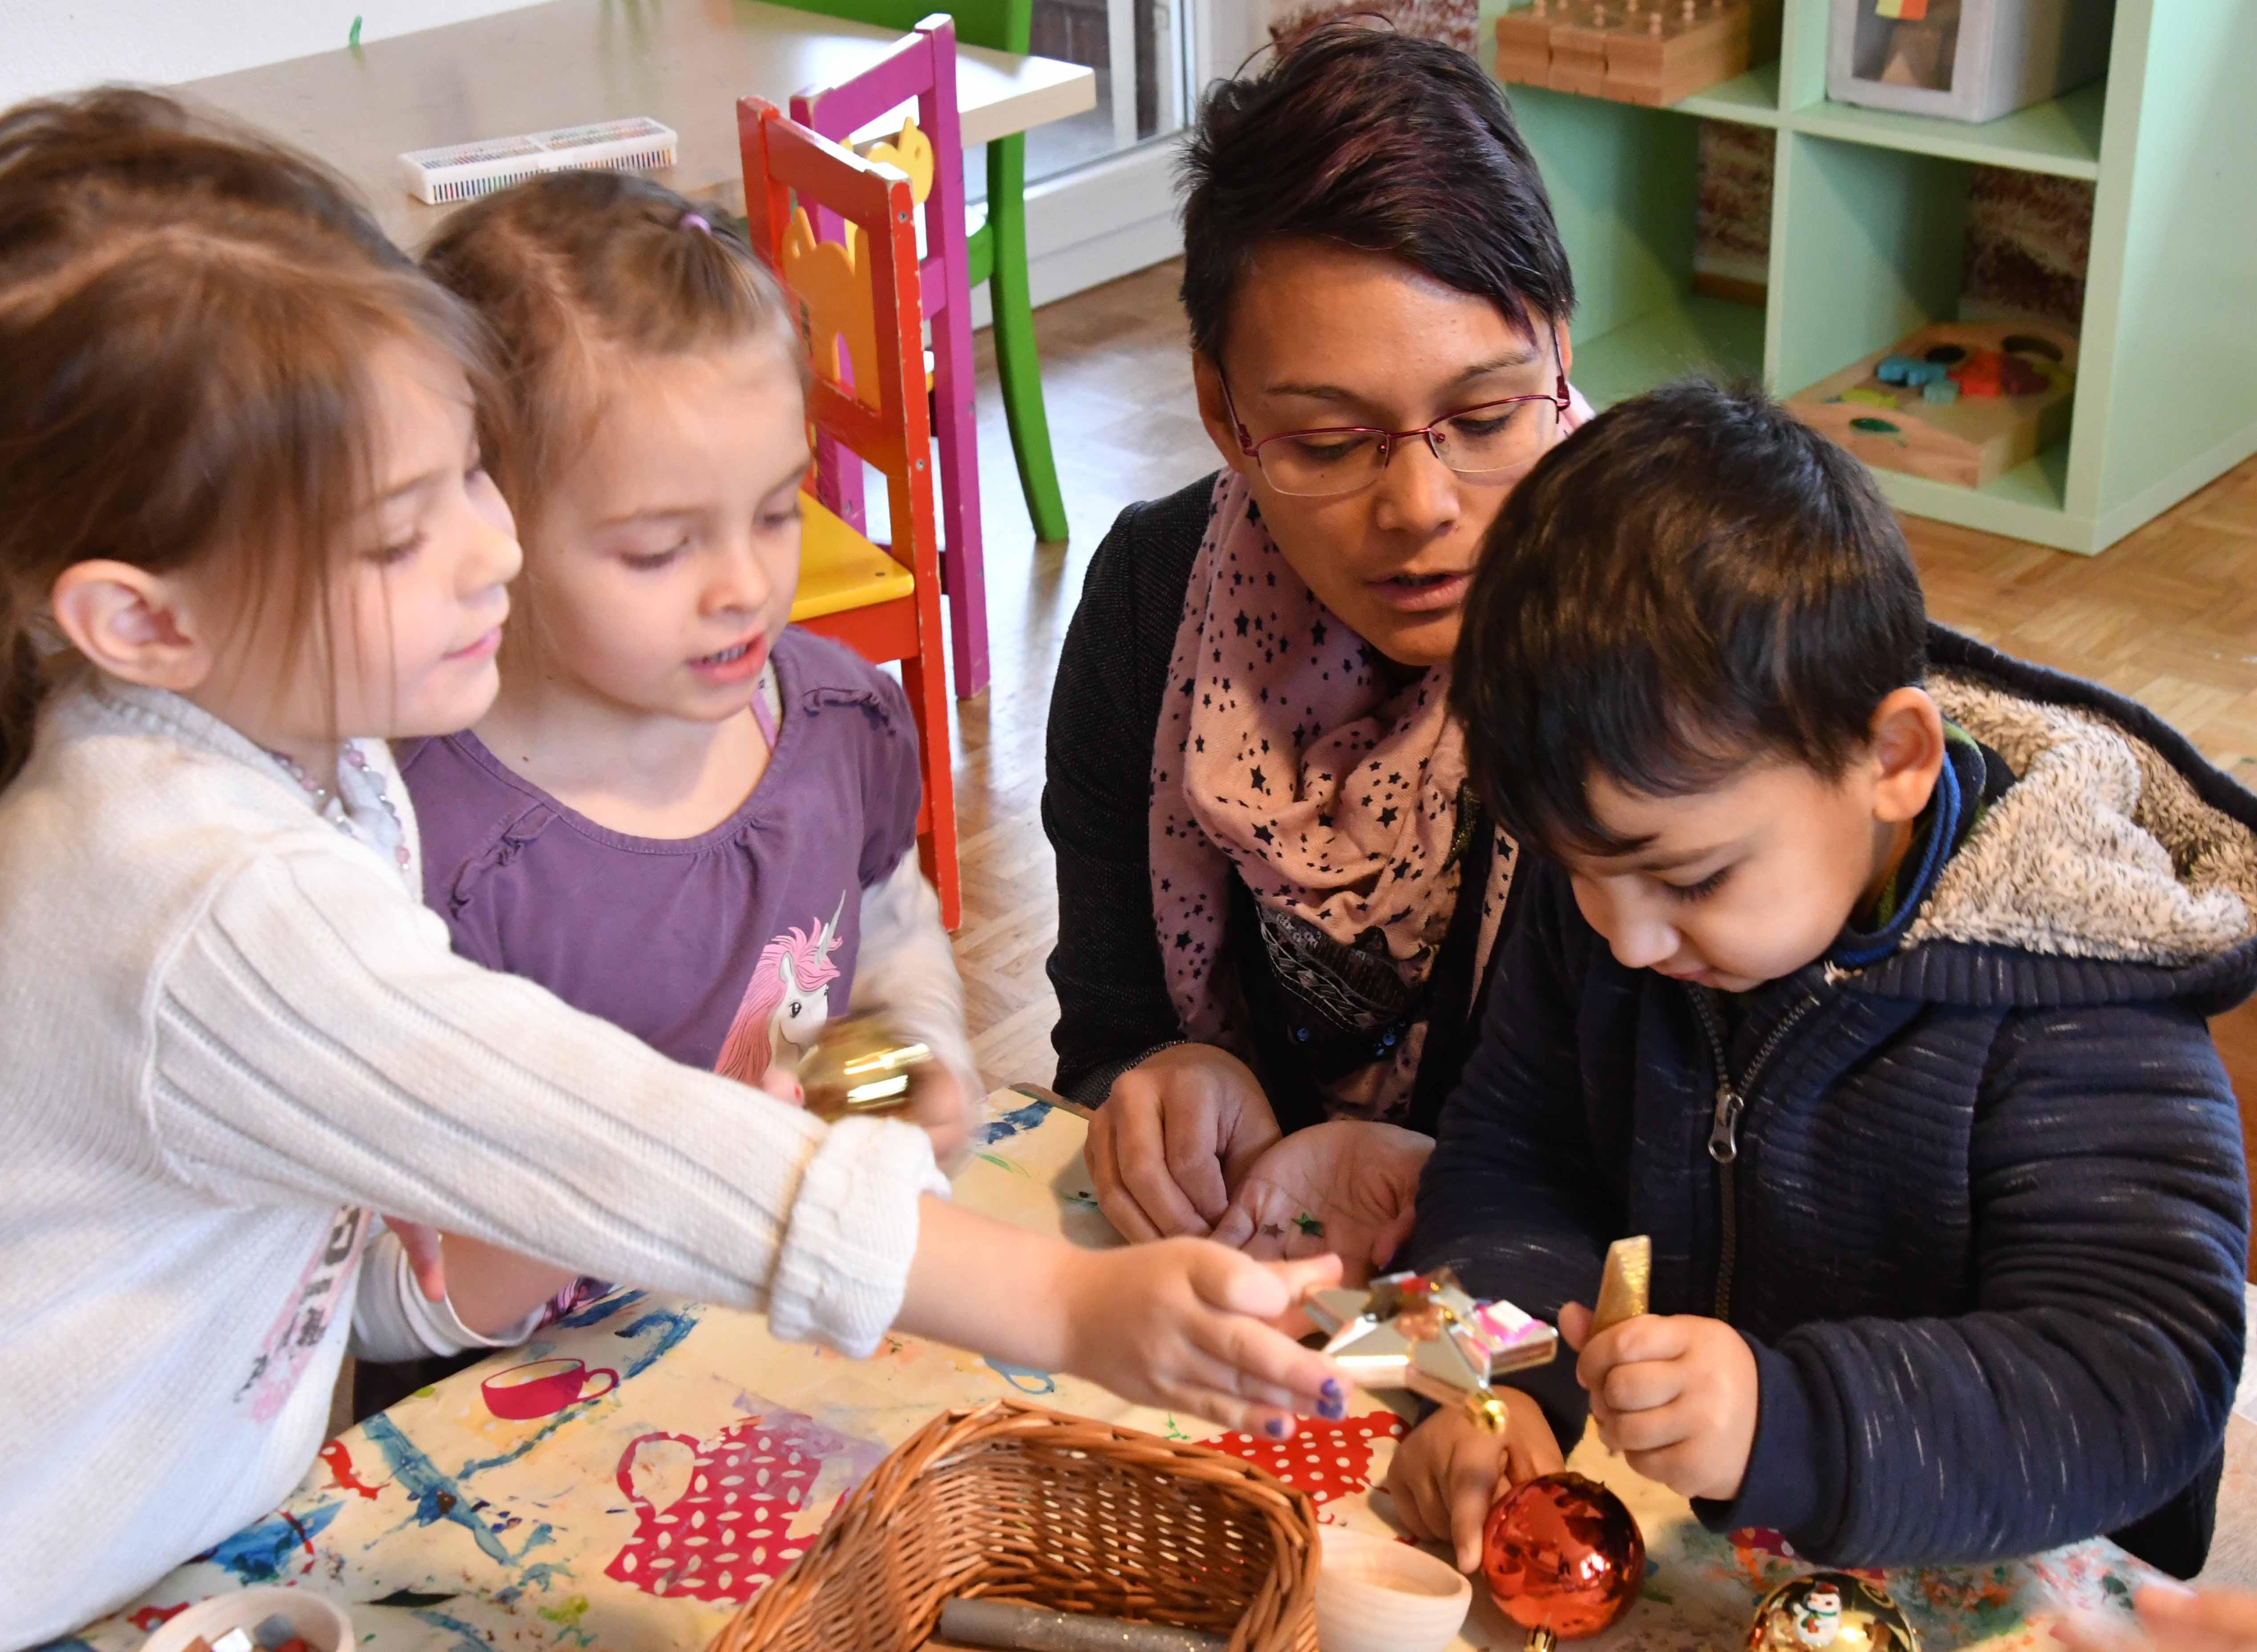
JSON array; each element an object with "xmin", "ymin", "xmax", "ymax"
[{"xmin": 1480, "ymin": 1472, "xmax": 1646, "ymax": 1651}]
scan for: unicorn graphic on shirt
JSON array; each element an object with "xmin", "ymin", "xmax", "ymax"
[{"xmin": 716, "ymin": 894, "xmax": 846, "ymax": 1085}]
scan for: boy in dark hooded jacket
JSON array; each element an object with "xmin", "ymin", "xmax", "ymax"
[{"xmin": 1385, "ymin": 379, "xmax": 2253, "ymax": 1580}]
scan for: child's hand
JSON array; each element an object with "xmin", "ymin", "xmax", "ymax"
[
  {"xmin": 904, "ymin": 1066, "xmax": 974, "ymax": 1171},
  {"xmin": 1561, "ymin": 1300, "xmax": 1757, "ymax": 1502},
  {"xmin": 385, "ymin": 1218, "xmax": 449, "ymax": 1302},
  {"xmin": 376, "ymin": 1219, "xmax": 579, "ymax": 1336},
  {"xmin": 2053, "ymin": 1583, "xmax": 2257, "ymax": 1652},
  {"xmin": 764, "ymin": 1054, "xmax": 970, "ymax": 1171},
  {"xmin": 1383, "ymin": 1389, "xmax": 1563, "ymax": 1571},
  {"xmin": 1056, "ymin": 1241, "xmax": 1350, "ymax": 1436}
]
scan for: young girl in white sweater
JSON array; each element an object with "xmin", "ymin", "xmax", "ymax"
[{"xmin": 0, "ymin": 91, "xmax": 1347, "ymax": 1648}]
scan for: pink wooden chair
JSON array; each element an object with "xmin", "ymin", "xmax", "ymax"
[{"xmin": 791, "ymin": 15, "xmax": 990, "ymax": 699}]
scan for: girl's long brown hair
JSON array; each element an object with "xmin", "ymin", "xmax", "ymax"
[{"xmin": 0, "ymin": 88, "xmax": 489, "ymax": 785}]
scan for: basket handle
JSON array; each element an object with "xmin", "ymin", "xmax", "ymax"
[{"xmin": 615, "ymin": 1429, "xmax": 702, "ymax": 1511}]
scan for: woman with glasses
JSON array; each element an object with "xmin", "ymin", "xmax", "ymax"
[{"xmin": 1043, "ymin": 20, "xmax": 1587, "ymax": 1280}]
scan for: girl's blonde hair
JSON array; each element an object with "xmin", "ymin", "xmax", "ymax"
[
  {"xmin": 0, "ymin": 88, "xmax": 492, "ymax": 784},
  {"xmin": 419, "ymin": 170, "xmax": 801, "ymax": 529}
]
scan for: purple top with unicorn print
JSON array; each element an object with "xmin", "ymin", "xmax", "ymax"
[{"xmin": 399, "ymin": 628, "xmax": 922, "ymax": 1081}]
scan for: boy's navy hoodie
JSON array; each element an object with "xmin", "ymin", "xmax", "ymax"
[{"xmin": 1411, "ymin": 627, "xmax": 2255, "ymax": 1575}]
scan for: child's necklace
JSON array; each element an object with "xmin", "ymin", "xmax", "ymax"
[{"xmin": 265, "ymin": 744, "xmax": 413, "ymax": 871}]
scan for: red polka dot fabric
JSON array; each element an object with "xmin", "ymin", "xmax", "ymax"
[{"xmin": 1205, "ymin": 1412, "xmax": 1406, "ymax": 1507}]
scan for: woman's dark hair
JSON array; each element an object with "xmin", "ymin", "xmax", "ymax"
[
  {"xmin": 0, "ymin": 87, "xmax": 491, "ymax": 786},
  {"xmin": 1449, "ymin": 377, "xmax": 1927, "ymax": 857},
  {"xmin": 1178, "ymin": 19, "xmax": 1574, "ymax": 365}
]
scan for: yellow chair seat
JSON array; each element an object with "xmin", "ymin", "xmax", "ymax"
[{"xmin": 791, "ymin": 492, "xmax": 915, "ymax": 622}]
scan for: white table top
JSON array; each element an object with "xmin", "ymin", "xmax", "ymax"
[{"xmin": 174, "ymin": 0, "xmax": 1096, "ymax": 249}]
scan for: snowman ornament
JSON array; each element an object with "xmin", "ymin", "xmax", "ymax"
[
  {"xmin": 1746, "ymin": 1571, "xmax": 1919, "ymax": 1652},
  {"xmin": 1792, "ymin": 1583, "xmax": 1844, "ymax": 1645}
]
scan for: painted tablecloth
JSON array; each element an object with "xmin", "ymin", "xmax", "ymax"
[{"xmin": 68, "ymin": 1091, "xmax": 2159, "ymax": 1651}]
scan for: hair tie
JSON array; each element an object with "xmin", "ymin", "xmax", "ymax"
[{"xmin": 680, "ymin": 212, "xmax": 712, "ymax": 235}]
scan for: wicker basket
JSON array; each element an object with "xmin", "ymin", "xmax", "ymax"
[{"xmin": 708, "ymin": 1398, "xmax": 1320, "ymax": 1652}]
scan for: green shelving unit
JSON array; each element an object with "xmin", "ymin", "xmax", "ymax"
[{"xmin": 1484, "ymin": 0, "xmax": 2257, "ymax": 554}]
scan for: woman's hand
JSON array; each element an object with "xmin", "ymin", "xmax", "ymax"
[
  {"xmin": 1211, "ymin": 1120, "xmax": 1431, "ymax": 1286},
  {"xmin": 1383, "ymin": 1389, "xmax": 1564, "ymax": 1571},
  {"xmin": 1086, "ymin": 1044, "xmax": 1281, "ymax": 1241}
]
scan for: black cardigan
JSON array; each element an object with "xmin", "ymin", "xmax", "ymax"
[{"xmin": 1041, "ymin": 474, "xmax": 1502, "ymax": 1131}]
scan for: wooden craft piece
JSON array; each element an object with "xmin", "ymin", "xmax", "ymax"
[
  {"xmin": 1786, "ymin": 319, "xmax": 2078, "ymax": 490},
  {"xmin": 1496, "ymin": 0, "xmax": 1780, "ymax": 107},
  {"xmin": 780, "ymin": 204, "xmax": 881, "ymax": 411},
  {"xmin": 854, "ymin": 115, "xmax": 934, "ymax": 206},
  {"xmin": 1590, "ymin": 1235, "xmax": 1652, "ymax": 1336},
  {"xmin": 1546, "ymin": 5, "xmax": 1613, "ymax": 95},
  {"xmin": 1495, "ymin": 1, "xmax": 1556, "ymax": 81}
]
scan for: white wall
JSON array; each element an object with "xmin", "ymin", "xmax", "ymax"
[
  {"xmin": 3, "ymin": 0, "xmax": 1206, "ymax": 314},
  {"xmin": 0, "ymin": 0, "xmax": 542, "ymax": 108}
]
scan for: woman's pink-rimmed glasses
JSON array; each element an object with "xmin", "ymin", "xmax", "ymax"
[{"xmin": 1221, "ymin": 332, "xmax": 1570, "ymax": 499}]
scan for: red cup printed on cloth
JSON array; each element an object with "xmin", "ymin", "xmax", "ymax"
[{"xmin": 479, "ymin": 1356, "xmax": 619, "ymax": 1420}]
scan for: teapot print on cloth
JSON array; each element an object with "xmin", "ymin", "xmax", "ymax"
[{"xmin": 603, "ymin": 1409, "xmax": 885, "ymax": 1604}]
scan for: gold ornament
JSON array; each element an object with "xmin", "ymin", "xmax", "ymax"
[
  {"xmin": 1747, "ymin": 1572, "xmax": 1921, "ymax": 1652},
  {"xmin": 791, "ymin": 1012, "xmax": 932, "ymax": 1122}
]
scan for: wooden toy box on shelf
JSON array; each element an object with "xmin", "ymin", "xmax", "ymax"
[
  {"xmin": 1789, "ymin": 320, "xmax": 2076, "ymax": 487},
  {"xmin": 1497, "ymin": 0, "xmax": 1784, "ymax": 107}
]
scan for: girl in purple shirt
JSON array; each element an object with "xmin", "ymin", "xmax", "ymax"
[{"xmin": 390, "ymin": 170, "xmax": 981, "ymax": 1336}]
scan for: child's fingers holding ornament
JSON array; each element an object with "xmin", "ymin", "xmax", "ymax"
[
  {"xmin": 1564, "ymin": 1303, "xmax": 1758, "ymax": 1502},
  {"xmin": 1384, "ymin": 1387, "xmax": 1563, "ymax": 1572},
  {"xmin": 901, "ymin": 1064, "xmax": 975, "ymax": 1172},
  {"xmin": 1056, "ymin": 1242, "xmax": 1351, "ymax": 1438}
]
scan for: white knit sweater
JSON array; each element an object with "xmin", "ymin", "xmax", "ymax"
[{"xmin": 0, "ymin": 679, "xmax": 948, "ymax": 1646}]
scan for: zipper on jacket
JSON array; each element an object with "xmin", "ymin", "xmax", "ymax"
[{"xmin": 1687, "ymin": 987, "xmax": 1818, "ymax": 1323}]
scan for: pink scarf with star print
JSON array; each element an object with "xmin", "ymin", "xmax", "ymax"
[{"xmin": 1148, "ymin": 468, "xmax": 1520, "ymax": 1120}]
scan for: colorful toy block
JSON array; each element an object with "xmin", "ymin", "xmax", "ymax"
[{"xmin": 1788, "ymin": 319, "xmax": 2078, "ymax": 488}]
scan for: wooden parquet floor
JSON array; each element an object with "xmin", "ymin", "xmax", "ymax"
[{"xmin": 951, "ymin": 259, "xmax": 2257, "ymax": 1093}]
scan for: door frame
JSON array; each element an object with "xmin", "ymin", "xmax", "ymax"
[{"xmin": 977, "ymin": 0, "xmax": 1264, "ymax": 319}]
